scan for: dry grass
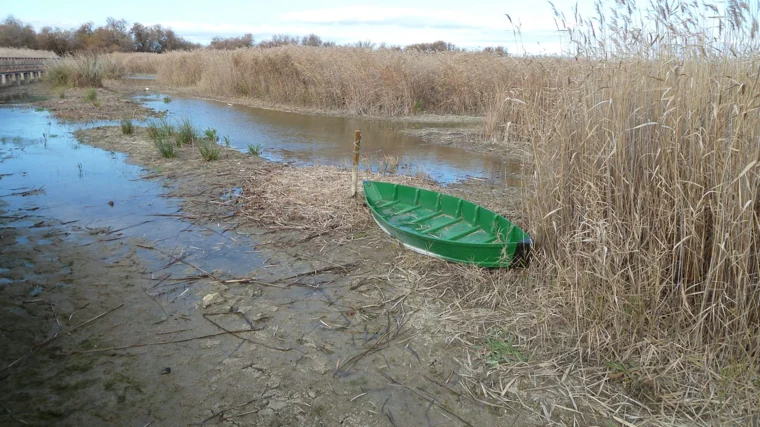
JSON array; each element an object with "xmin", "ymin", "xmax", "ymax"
[
  {"xmin": 0, "ymin": 47, "xmax": 58, "ymax": 58},
  {"xmin": 240, "ymin": 166, "xmax": 433, "ymax": 232}
]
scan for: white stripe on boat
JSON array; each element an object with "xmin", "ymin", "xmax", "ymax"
[{"xmin": 371, "ymin": 215, "xmax": 447, "ymax": 261}]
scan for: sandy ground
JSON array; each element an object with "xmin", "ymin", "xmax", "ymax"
[{"xmin": 0, "ymin": 82, "xmax": 560, "ymax": 426}]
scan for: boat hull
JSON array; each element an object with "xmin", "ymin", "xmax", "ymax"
[{"xmin": 363, "ymin": 181, "xmax": 532, "ymax": 268}]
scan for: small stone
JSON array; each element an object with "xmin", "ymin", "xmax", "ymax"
[
  {"xmin": 202, "ymin": 292, "xmax": 222, "ymax": 308},
  {"xmin": 107, "ymin": 201, "xmax": 114, "ymax": 207},
  {"xmin": 270, "ymin": 306, "xmax": 278, "ymax": 312},
  {"xmin": 161, "ymin": 367, "xmax": 171, "ymax": 375},
  {"xmin": 268, "ymin": 400, "xmax": 287, "ymax": 411}
]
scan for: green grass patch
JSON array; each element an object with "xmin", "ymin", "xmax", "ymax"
[
  {"xmin": 163, "ymin": 95, "xmax": 172, "ymax": 103},
  {"xmin": 198, "ymin": 140, "xmax": 220, "ymax": 161},
  {"xmin": 153, "ymin": 135, "xmax": 176, "ymax": 158},
  {"xmin": 120, "ymin": 119, "xmax": 134, "ymax": 135},
  {"xmin": 85, "ymin": 88, "xmax": 97, "ymax": 102},
  {"xmin": 247, "ymin": 144, "xmax": 263, "ymax": 156},
  {"xmin": 203, "ymin": 127, "xmax": 218, "ymax": 142},
  {"xmin": 175, "ymin": 118, "xmax": 198, "ymax": 146},
  {"xmin": 478, "ymin": 333, "xmax": 526, "ymax": 366},
  {"xmin": 147, "ymin": 117, "xmax": 174, "ymax": 140}
]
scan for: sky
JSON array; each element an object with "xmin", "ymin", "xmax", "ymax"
[{"xmin": 3, "ymin": 0, "xmax": 596, "ymax": 54}]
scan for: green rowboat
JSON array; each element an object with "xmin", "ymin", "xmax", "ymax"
[{"xmin": 363, "ymin": 181, "xmax": 532, "ymax": 268}]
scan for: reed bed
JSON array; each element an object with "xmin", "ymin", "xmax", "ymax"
[
  {"xmin": 109, "ymin": 52, "xmax": 164, "ymax": 74},
  {"xmin": 111, "ymin": 47, "xmax": 552, "ymax": 116}
]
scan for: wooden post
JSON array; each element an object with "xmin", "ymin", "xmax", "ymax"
[{"xmin": 351, "ymin": 130, "xmax": 361, "ymax": 198}]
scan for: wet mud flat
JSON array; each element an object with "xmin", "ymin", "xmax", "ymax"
[{"xmin": 0, "ymin": 106, "xmax": 531, "ymax": 426}]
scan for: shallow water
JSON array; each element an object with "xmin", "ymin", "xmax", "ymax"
[
  {"xmin": 137, "ymin": 93, "xmax": 520, "ymax": 185},
  {"xmin": 0, "ymin": 106, "xmax": 263, "ymax": 278}
]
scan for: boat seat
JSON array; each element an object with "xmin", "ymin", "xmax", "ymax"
[{"xmin": 448, "ymin": 226, "xmax": 481, "ymax": 241}]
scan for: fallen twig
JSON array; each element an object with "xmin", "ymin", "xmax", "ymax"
[{"xmin": 202, "ymin": 313, "xmax": 291, "ymax": 352}]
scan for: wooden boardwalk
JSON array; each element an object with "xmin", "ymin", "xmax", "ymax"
[{"xmin": 0, "ymin": 57, "xmax": 49, "ymax": 86}]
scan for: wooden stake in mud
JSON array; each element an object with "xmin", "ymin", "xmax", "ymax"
[{"xmin": 351, "ymin": 130, "xmax": 361, "ymax": 198}]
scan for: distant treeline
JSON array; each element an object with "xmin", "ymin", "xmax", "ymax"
[
  {"xmin": 0, "ymin": 15, "xmax": 508, "ymax": 55},
  {"xmin": 0, "ymin": 16, "xmax": 198, "ymax": 55}
]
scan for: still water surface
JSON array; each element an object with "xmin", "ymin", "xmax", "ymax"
[{"xmin": 137, "ymin": 93, "xmax": 520, "ymax": 185}]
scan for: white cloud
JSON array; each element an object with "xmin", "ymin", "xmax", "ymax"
[{"xmin": 151, "ymin": 5, "xmax": 567, "ymax": 54}]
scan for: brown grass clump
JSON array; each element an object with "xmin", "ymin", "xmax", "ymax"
[{"xmin": 45, "ymin": 54, "xmax": 121, "ymax": 87}]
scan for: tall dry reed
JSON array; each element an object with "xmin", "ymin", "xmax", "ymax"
[
  {"xmin": 501, "ymin": 0, "xmax": 760, "ymax": 421},
  {"xmin": 109, "ymin": 52, "xmax": 163, "ymax": 74}
]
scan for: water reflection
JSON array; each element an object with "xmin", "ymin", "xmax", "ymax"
[{"xmin": 136, "ymin": 93, "xmax": 522, "ymax": 185}]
